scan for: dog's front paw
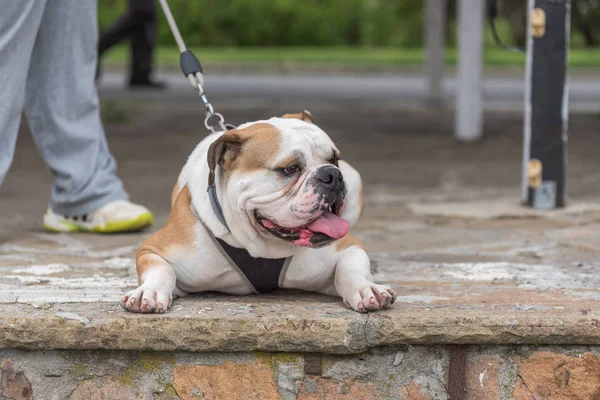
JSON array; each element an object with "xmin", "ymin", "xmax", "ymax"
[
  {"xmin": 120, "ymin": 285, "xmax": 172, "ymax": 313},
  {"xmin": 343, "ymin": 284, "xmax": 396, "ymax": 313}
]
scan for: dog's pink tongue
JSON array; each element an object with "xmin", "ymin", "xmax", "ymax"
[{"xmin": 307, "ymin": 212, "xmax": 350, "ymax": 239}]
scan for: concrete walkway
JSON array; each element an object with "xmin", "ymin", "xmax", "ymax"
[
  {"xmin": 2, "ymin": 86, "xmax": 600, "ymax": 353},
  {"xmin": 3, "ymin": 197, "xmax": 600, "ymax": 352},
  {"xmin": 98, "ymin": 70, "xmax": 600, "ymax": 112}
]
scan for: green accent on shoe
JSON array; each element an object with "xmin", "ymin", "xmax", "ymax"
[
  {"xmin": 43, "ymin": 211, "xmax": 153, "ymax": 234},
  {"xmin": 43, "ymin": 211, "xmax": 81, "ymax": 233},
  {"xmin": 43, "ymin": 221, "xmax": 80, "ymax": 233},
  {"xmin": 90, "ymin": 211, "xmax": 154, "ymax": 233}
]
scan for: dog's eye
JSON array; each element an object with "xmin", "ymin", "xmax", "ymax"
[
  {"xmin": 280, "ymin": 165, "xmax": 300, "ymax": 176},
  {"xmin": 329, "ymin": 150, "xmax": 340, "ymax": 167}
]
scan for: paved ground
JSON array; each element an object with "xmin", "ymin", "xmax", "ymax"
[
  {"xmin": 2, "ymin": 71, "xmax": 600, "ymax": 349},
  {"xmin": 98, "ymin": 69, "xmax": 600, "ymax": 112}
]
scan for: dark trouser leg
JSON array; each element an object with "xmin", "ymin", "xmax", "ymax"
[
  {"xmin": 129, "ymin": 0, "xmax": 156, "ymax": 84},
  {"xmin": 98, "ymin": 7, "xmax": 138, "ymax": 56}
]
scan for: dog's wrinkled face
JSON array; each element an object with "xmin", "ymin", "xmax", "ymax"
[{"xmin": 207, "ymin": 111, "xmax": 350, "ymax": 248}]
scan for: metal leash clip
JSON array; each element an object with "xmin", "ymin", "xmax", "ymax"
[
  {"xmin": 196, "ymin": 79, "xmax": 226, "ymax": 133},
  {"xmin": 179, "ymin": 50, "xmax": 227, "ymax": 133},
  {"xmin": 158, "ymin": 0, "xmax": 229, "ymax": 133}
]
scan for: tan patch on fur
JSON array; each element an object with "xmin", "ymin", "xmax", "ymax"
[
  {"xmin": 207, "ymin": 123, "xmax": 281, "ymax": 184},
  {"xmin": 233, "ymin": 123, "xmax": 281, "ymax": 173},
  {"xmin": 334, "ymin": 234, "xmax": 366, "ymax": 251},
  {"xmin": 282, "ymin": 110, "xmax": 313, "ymax": 123},
  {"xmin": 136, "ymin": 185, "xmax": 196, "ymax": 281},
  {"xmin": 170, "ymin": 182, "xmax": 181, "ymax": 207},
  {"xmin": 358, "ymin": 180, "xmax": 364, "ymax": 217},
  {"xmin": 275, "ymin": 154, "xmax": 301, "ymax": 170}
]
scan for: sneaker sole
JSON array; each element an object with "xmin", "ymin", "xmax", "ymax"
[{"xmin": 43, "ymin": 212, "xmax": 153, "ymax": 234}]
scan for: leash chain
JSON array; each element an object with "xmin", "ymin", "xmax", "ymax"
[
  {"xmin": 158, "ymin": 0, "xmax": 228, "ymax": 133},
  {"xmin": 197, "ymin": 82, "xmax": 226, "ymax": 133}
]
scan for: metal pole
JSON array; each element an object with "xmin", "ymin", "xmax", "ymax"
[
  {"xmin": 522, "ymin": 0, "xmax": 570, "ymax": 208},
  {"xmin": 424, "ymin": 0, "xmax": 447, "ymax": 104},
  {"xmin": 455, "ymin": 0, "xmax": 485, "ymax": 142}
]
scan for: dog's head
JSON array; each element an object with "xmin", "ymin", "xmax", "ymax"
[{"xmin": 207, "ymin": 111, "xmax": 350, "ymax": 248}]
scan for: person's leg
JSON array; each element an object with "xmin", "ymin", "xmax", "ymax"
[
  {"xmin": 98, "ymin": 4, "xmax": 137, "ymax": 57},
  {"xmin": 96, "ymin": 1, "xmax": 138, "ymax": 81},
  {"xmin": 129, "ymin": 0, "xmax": 165, "ymax": 88},
  {"xmin": 130, "ymin": 0, "xmax": 153, "ymax": 83},
  {"xmin": 0, "ymin": 0, "xmax": 46, "ymax": 185},
  {"xmin": 23, "ymin": 1, "xmax": 152, "ymax": 232}
]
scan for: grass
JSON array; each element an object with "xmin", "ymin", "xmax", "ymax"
[{"xmin": 102, "ymin": 45, "xmax": 600, "ymax": 70}]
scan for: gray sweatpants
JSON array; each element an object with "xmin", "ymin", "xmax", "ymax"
[{"xmin": 0, "ymin": 0, "xmax": 128, "ymax": 216}]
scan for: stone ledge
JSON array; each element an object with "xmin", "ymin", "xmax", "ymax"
[
  {"xmin": 3, "ymin": 293, "xmax": 600, "ymax": 355},
  {"xmin": 406, "ymin": 198, "xmax": 600, "ymax": 220}
]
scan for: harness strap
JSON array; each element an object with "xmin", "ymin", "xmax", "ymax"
[
  {"xmin": 215, "ymin": 238, "xmax": 290, "ymax": 294},
  {"xmin": 193, "ymin": 204, "xmax": 290, "ymax": 294}
]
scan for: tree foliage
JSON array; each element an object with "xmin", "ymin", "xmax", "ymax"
[{"xmin": 97, "ymin": 0, "xmax": 599, "ymax": 48}]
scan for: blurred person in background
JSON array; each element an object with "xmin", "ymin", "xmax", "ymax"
[
  {"xmin": 97, "ymin": 0, "xmax": 165, "ymax": 88},
  {"xmin": 0, "ymin": 1, "xmax": 154, "ymax": 233}
]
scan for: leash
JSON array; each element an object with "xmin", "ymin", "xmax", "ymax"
[
  {"xmin": 158, "ymin": 0, "xmax": 233, "ymax": 230},
  {"xmin": 157, "ymin": 0, "xmax": 232, "ymax": 133},
  {"xmin": 159, "ymin": 2, "xmax": 291, "ymax": 287}
]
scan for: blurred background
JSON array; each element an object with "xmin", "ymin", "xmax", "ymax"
[
  {"xmin": 97, "ymin": 0, "xmax": 600, "ymax": 69},
  {"xmin": 3, "ymin": 0, "xmax": 600, "ymax": 235}
]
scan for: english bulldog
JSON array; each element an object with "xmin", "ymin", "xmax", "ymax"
[{"xmin": 121, "ymin": 111, "xmax": 396, "ymax": 313}]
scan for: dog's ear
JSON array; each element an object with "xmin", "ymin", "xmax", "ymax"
[
  {"xmin": 282, "ymin": 110, "xmax": 313, "ymax": 123},
  {"xmin": 207, "ymin": 130, "xmax": 247, "ymax": 185}
]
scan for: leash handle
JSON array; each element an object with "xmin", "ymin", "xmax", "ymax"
[
  {"xmin": 158, "ymin": 0, "xmax": 228, "ymax": 132},
  {"xmin": 158, "ymin": 0, "xmax": 205, "ymax": 87},
  {"xmin": 158, "ymin": 0, "xmax": 186, "ymax": 52}
]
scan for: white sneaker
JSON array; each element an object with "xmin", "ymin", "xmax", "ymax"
[{"xmin": 43, "ymin": 200, "xmax": 153, "ymax": 233}]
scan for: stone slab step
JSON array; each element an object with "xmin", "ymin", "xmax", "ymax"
[{"xmin": 2, "ymin": 292, "xmax": 600, "ymax": 354}]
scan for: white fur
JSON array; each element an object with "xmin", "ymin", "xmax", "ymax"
[{"xmin": 121, "ymin": 117, "xmax": 395, "ymax": 313}]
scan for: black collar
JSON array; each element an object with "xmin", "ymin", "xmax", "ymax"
[
  {"xmin": 207, "ymin": 125, "xmax": 237, "ymax": 232},
  {"xmin": 207, "ymin": 183, "xmax": 229, "ymax": 231}
]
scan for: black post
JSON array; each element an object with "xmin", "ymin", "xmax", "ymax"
[{"xmin": 522, "ymin": 0, "xmax": 570, "ymax": 209}]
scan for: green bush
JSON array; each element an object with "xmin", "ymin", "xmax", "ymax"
[
  {"xmin": 97, "ymin": 0, "xmax": 597, "ymax": 48},
  {"xmin": 98, "ymin": 0, "xmax": 426, "ymax": 47}
]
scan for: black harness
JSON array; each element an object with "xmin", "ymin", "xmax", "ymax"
[
  {"xmin": 214, "ymin": 237, "xmax": 290, "ymax": 294},
  {"xmin": 194, "ymin": 204, "xmax": 292, "ymax": 294}
]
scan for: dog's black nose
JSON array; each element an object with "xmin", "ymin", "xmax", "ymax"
[{"xmin": 316, "ymin": 166, "xmax": 344, "ymax": 190}]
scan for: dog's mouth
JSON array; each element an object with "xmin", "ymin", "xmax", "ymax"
[{"xmin": 254, "ymin": 204, "xmax": 350, "ymax": 247}]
